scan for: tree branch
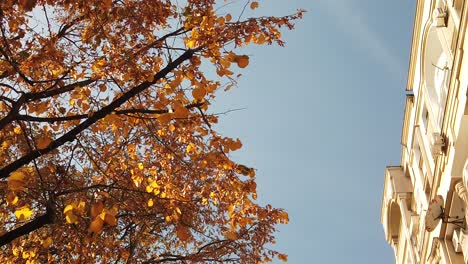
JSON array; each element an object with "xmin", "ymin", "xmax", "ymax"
[
  {"xmin": 16, "ymin": 102, "xmax": 204, "ymax": 123},
  {"xmin": 0, "ymin": 49, "xmax": 196, "ymax": 179},
  {"xmin": 0, "ymin": 208, "xmax": 53, "ymax": 247},
  {"xmin": 26, "ymin": 79, "xmax": 95, "ymax": 101},
  {"xmin": 0, "ymin": 94, "xmax": 26, "ymax": 131},
  {"xmin": 0, "ymin": 79, "xmax": 95, "ymax": 130}
]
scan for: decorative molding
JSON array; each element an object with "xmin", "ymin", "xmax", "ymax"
[
  {"xmin": 427, "ymin": 238, "xmax": 441, "ymax": 263},
  {"xmin": 433, "ymin": 6, "xmax": 448, "ymax": 27},
  {"xmin": 455, "ymin": 181, "xmax": 468, "ymax": 204},
  {"xmin": 407, "ymin": 0, "xmax": 427, "ymax": 91}
]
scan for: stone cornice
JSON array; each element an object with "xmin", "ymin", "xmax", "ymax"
[{"xmin": 406, "ymin": 0, "xmax": 425, "ymax": 91}]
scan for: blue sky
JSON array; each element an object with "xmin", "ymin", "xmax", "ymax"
[{"xmin": 213, "ymin": 1, "xmax": 415, "ymax": 263}]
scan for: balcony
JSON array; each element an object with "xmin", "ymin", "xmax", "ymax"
[{"xmin": 381, "ymin": 166, "xmax": 414, "ymax": 248}]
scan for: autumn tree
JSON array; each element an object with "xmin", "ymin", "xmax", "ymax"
[{"xmin": 0, "ymin": 0, "xmax": 302, "ymax": 262}]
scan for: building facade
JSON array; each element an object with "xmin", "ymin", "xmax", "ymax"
[{"xmin": 381, "ymin": 0, "xmax": 468, "ymax": 263}]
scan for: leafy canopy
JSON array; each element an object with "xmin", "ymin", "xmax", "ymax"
[{"xmin": 0, "ymin": 0, "xmax": 302, "ymax": 263}]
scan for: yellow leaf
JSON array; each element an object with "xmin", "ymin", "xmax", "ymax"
[
  {"xmin": 63, "ymin": 204, "xmax": 74, "ymax": 214},
  {"xmin": 22, "ymin": 251, "xmax": 30, "ymax": 259},
  {"xmin": 98, "ymin": 211, "xmax": 106, "ymax": 221},
  {"xmin": 13, "ymin": 127, "xmax": 21, "ymax": 134},
  {"xmin": 15, "ymin": 206, "xmax": 33, "ymax": 220},
  {"xmin": 138, "ymin": 162, "xmax": 144, "ymax": 170},
  {"xmin": 7, "ymin": 193, "xmax": 18, "ymax": 205},
  {"xmin": 186, "ymin": 142, "xmax": 195, "ymax": 153},
  {"xmin": 250, "ymin": 1, "xmax": 259, "ymax": 9},
  {"xmin": 8, "ymin": 170, "xmax": 26, "ymax": 191},
  {"xmin": 146, "ymin": 185, "xmax": 154, "ymax": 193},
  {"xmin": 51, "ymin": 69, "xmax": 60, "ymax": 77},
  {"xmin": 41, "ymin": 237, "xmax": 52, "ymax": 248},
  {"xmin": 160, "ymin": 192, "xmax": 167, "ymax": 198},
  {"xmin": 2, "ymin": 140, "xmax": 11, "ymax": 148},
  {"xmin": 13, "ymin": 247, "xmax": 19, "ymax": 256},
  {"xmin": 165, "ymin": 215, "xmax": 171, "ymax": 222},
  {"xmin": 168, "ymin": 124, "xmax": 175, "ymax": 132},
  {"xmin": 186, "ymin": 39, "xmax": 196, "ymax": 48},
  {"xmin": 9, "ymin": 170, "xmax": 26, "ymax": 182},
  {"xmin": 65, "ymin": 213, "xmax": 78, "ymax": 224},
  {"xmin": 91, "ymin": 59, "xmax": 106, "ymax": 72},
  {"xmin": 147, "ymin": 198, "xmax": 154, "ymax": 207},
  {"xmin": 36, "ymin": 136, "xmax": 52, "ymax": 150},
  {"xmin": 77, "ymin": 201, "xmax": 86, "ymax": 212},
  {"xmin": 157, "ymin": 129, "xmax": 165, "ymax": 137}
]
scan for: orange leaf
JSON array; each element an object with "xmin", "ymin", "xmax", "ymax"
[
  {"xmin": 158, "ymin": 113, "xmax": 172, "ymax": 125},
  {"xmin": 19, "ymin": 0, "xmax": 37, "ymax": 11},
  {"xmin": 235, "ymin": 55, "xmax": 249, "ymax": 68},
  {"xmin": 250, "ymin": 2, "xmax": 259, "ymax": 9},
  {"xmin": 278, "ymin": 253, "xmax": 288, "ymax": 262},
  {"xmin": 91, "ymin": 201, "xmax": 104, "ymax": 219},
  {"xmin": 176, "ymin": 225, "xmax": 191, "ymax": 241},
  {"xmin": 88, "ymin": 217, "xmax": 104, "ymax": 234},
  {"xmin": 6, "ymin": 192, "xmax": 18, "ymax": 205},
  {"xmin": 192, "ymin": 87, "xmax": 207, "ymax": 100},
  {"xmin": 104, "ymin": 213, "xmax": 117, "ymax": 226},
  {"xmin": 224, "ymin": 231, "xmax": 238, "ymax": 240},
  {"xmin": 37, "ymin": 136, "xmax": 52, "ymax": 149},
  {"xmin": 173, "ymin": 103, "xmax": 189, "ymax": 119},
  {"xmin": 102, "ymin": 0, "xmax": 112, "ymax": 9}
]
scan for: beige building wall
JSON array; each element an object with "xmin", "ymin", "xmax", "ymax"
[{"xmin": 381, "ymin": 0, "xmax": 468, "ymax": 263}]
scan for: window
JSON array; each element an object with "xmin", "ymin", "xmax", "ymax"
[{"xmin": 422, "ymin": 105, "xmax": 429, "ymax": 132}]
